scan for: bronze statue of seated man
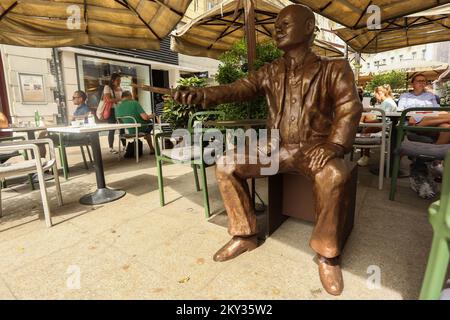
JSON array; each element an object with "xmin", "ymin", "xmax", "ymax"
[{"xmin": 173, "ymin": 4, "xmax": 362, "ymax": 296}]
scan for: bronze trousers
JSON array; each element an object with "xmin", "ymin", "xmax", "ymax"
[{"xmin": 215, "ymin": 143, "xmax": 351, "ymax": 259}]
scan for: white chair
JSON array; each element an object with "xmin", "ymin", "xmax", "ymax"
[
  {"xmin": 354, "ymin": 108, "xmax": 392, "ymax": 190},
  {"xmin": 117, "ymin": 116, "xmax": 146, "ymax": 163},
  {"xmin": 0, "ymin": 139, "xmax": 63, "ymax": 227}
]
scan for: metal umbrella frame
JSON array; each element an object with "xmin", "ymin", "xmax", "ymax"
[
  {"xmin": 335, "ymin": 13, "xmax": 450, "ymax": 54},
  {"xmin": 171, "ymin": 0, "xmax": 344, "ymax": 63},
  {"xmin": 290, "ymin": 0, "xmax": 450, "ymax": 30}
]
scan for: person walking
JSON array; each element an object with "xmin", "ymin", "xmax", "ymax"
[{"xmin": 103, "ymin": 73, "xmax": 125, "ymax": 154}]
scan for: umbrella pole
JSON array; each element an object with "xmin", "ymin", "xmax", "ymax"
[
  {"xmin": 244, "ymin": 0, "xmax": 256, "ymax": 72},
  {"xmin": 244, "ymin": 0, "xmax": 256, "ymax": 118}
]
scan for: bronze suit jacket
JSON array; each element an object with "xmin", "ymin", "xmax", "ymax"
[{"xmin": 200, "ymin": 51, "xmax": 363, "ymax": 153}]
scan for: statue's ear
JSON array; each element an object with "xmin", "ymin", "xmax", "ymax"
[{"xmin": 306, "ymin": 19, "xmax": 315, "ymax": 34}]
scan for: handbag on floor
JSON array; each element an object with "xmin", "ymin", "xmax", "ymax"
[{"xmin": 124, "ymin": 140, "xmax": 143, "ymax": 158}]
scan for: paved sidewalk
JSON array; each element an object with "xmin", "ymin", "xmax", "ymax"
[{"xmin": 0, "ymin": 137, "xmax": 434, "ymax": 299}]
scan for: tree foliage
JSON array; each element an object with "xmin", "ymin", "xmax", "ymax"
[
  {"xmin": 365, "ymin": 70, "xmax": 408, "ymax": 93},
  {"xmin": 214, "ymin": 39, "xmax": 283, "ymax": 120},
  {"xmin": 162, "ymin": 76, "xmax": 206, "ymax": 129}
]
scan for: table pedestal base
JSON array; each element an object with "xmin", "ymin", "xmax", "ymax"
[{"xmin": 80, "ymin": 188, "xmax": 126, "ymax": 205}]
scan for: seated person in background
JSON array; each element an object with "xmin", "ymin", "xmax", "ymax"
[
  {"xmin": 398, "ymin": 74, "xmax": 439, "ymax": 111},
  {"xmin": 115, "ymin": 91, "xmax": 155, "ymax": 154},
  {"xmin": 357, "ymin": 84, "xmax": 397, "ymax": 166},
  {"xmin": 72, "ymin": 90, "xmax": 91, "ymax": 121},
  {"xmin": 0, "ymin": 112, "xmax": 8, "ymax": 129},
  {"xmin": 398, "ymin": 74, "xmax": 449, "ymax": 145},
  {"xmin": 38, "ymin": 90, "xmax": 91, "ymax": 157}
]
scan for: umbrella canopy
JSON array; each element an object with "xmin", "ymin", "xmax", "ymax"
[
  {"xmin": 335, "ymin": 9, "xmax": 450, "ymax": 53},
  {"xmin": 171, "ymin": 0, "xmax": 343, "ymax": 59},
  {"xmin": 0, "ymin": 0, "xmax": 192, "ymax": 49},
  {"xmin": 290, "ymin": 0, "xmax": 450, "ymax": 29}
]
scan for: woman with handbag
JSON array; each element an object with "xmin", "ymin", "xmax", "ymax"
[{"xmin": 103, "ymin": 73, "xmax": 126, "ymax": 154}]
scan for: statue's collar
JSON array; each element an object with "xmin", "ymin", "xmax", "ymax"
[{"xmin": 282, "ymin": 50, "xmax": 319, "ymax": 69}]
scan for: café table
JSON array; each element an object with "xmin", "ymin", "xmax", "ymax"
[
  {"xmin": 48, "ymin": 123, "xmax": 141, "ymax": 205},
  {"xmin": 0, "ymin": 125, "xmax": 49, "ymax": 140}
]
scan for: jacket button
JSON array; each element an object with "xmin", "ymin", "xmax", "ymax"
[
  {"xmin": 292, "ymin": 98, "xmax": 297, "ymax": 104},
  {"xmin": 290, "ymin": 116, "xmax": 296, "ymax": 121}
]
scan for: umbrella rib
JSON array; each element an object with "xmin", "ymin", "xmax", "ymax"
[
  {"xmin": 319, "ymin": 1, "xmax": 333, "ymax": 12},
  {"xmin": 360, "ymin": 20, "xmax": 395, "ymax": 52},
  {"xmin": 114, "ymin": 0, "xmax": 162, "ymax": 41},
  {"xmin": 84, "ymin": 0, "xmax": 88, "ymax": 35},
  {"xmin": 423, "ymin": 16, "xmax": 450, "ymax": 30},
  {"xmin": 255, "ymin": 17, "xmax": 273, "ymax": 38},
  {"xmin": 256, "ymin": 26, "xmax": 272, "ymax": 38},
  {"xmin": 405, "ymin": 18, "xmax": 409, "ymax": 47},
  {"xmin": 207, "ymin": 10, "xmax": 243, "ymax": 50},
  {"xmin": 352, "ymin": 0, "xmax": 372, "ymax": 29},
  {"xmin": 0, "ymin": 1, "xmax": 18, "ymax": 22},
  {"xmin": 152, "ymin": 0, "xmax": 184, "ymax": 17}
]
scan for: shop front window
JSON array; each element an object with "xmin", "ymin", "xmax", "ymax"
[{"xmin": 76, "ymin": 55, "xmax": 152, "ymax": 113}]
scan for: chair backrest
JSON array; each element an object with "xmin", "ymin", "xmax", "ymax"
[
  {"xmin": 116, "ymin": 116, "xmax": 138, "ymax": 125},
  {"xmin": 442, "ymin": 151, "xmax": 450, "ymax": 229},
  {"xmin": 188, "ymin": 111, "xmax": 225, "ymax": 133}
]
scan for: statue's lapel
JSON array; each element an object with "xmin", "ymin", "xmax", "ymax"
[
  {"xmin": 274, "ymin": 58, "xmax": 286, "ymax": 129},
  {"xmin": 301, "ymin": 52, "xmax": 321, "ymax": 102}
]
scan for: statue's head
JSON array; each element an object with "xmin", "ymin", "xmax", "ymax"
[{"xmin": 275, "ymin": 4, "xmax": 315, "ymax": 51}]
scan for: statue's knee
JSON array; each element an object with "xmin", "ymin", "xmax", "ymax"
[
  {"xmin": 215, "ymin": 158, "xmax": 236, "ymax": 177},
  {"xmin": 317, "ymin": 161, "xmax": 348, "ymax": 185}
]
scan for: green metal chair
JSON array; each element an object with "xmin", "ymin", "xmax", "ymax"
[
  {"xmin": 420, "ymin": 150, "xmax": 450, "ymax": 300},
  {"xmin": 55, "ymin": 133, "xmax": 93, "ymax": 180},
  {"xmin": 155, "ymin": 111, "xmax": 225, "ymax": 218},
  {"xmin": 389, "ymin": 107, "xmax": 450, "ymax": 200}
]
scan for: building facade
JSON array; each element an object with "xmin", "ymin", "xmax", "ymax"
[
  {"xmin": 0, "ymin": 40, "xmax": 203, "ymax": 125},
  {"xmin": 360, "ymin": 41, "xmax": 450, "ymax": 75}
]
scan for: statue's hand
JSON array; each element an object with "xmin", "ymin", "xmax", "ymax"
[
  {"xmin": 173, "ymin": 88, "xmax": 204, "ymax": 106},
  {"xmin": 305, "ymin": 142, "xmax": 344, "ymax": 172}
]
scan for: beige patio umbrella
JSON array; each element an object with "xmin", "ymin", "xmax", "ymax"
[
  {"xmin": 171, "ymin": 0, "xmax": 343, "ymax": 61},
  {"xmin": 290, "ymin": 0, "xmax": 450, "ymax": 29},
  {"xmin": 0, "ymin": 0, "xmax": 192, "ymax": 49},
  {"xmin": 335, "ymin": 10, "xmax": 450, "ymax": 53}
]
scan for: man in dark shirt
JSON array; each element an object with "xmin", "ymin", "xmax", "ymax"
[{"xmin": 116, "ymin": 91, "xmax": 155, "ymax": 154}]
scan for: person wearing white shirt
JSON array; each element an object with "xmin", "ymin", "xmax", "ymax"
[{"xmin": 398, "ymin": 74, "xmax": 450, "ymax": 145}]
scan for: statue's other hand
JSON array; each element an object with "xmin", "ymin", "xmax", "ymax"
[
  {"xmin": 306, "ymin": 143, "xmax": 344, "ymax": 172},
  {"xmin": 173, "ymin": 88, "xmax": 204, "ymax": 106}
]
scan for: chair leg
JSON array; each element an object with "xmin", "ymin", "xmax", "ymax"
[
  {"xmin": 118, "ymin": 137, "xmax": 121, "ymax": 161},
  {"xmin": 389, "ymin": 152, "xmax": 402, "ymax": 200},
  {"xmin": 386, "ymin": 137, "xmax": 391, "ymax": 179},
  {"xmin": 58, "ymin": 146, "xmax": 69, "ymax": 180},
  {"xmin": 36, "ymin": 166, "xmax": 52, "ymax": 227},
  {"xmin": 379, "ymin": 144, "xmax": 385, "ymax": 191},
  {"xmin": 135, "ymin": 137, "xmax": 139, "ymax": 163},
  {"xmin": 80, "ymin": 146, "xmax": 88, "ymax": 170},
  {"xmin": 53, "ymin": 162, "xmax": 63, "ymax": 207},
  {"xmin": 157, "ymin": 159, "xmax": 165, "ymax": 207},
  {"xmin": 86, "ymin": 145, "xmax": 93, "ymax": 164},
  {"xmin": 22, "ymin": 151, "xmax": 35, "ymax": 190},
  {"xmin": 419, "ymin": 235, "xmax": 450, "ymax": 300},
  {"xmin": 0, "ymin": 183, "xmax": 2, "ymax": 218},
  {"xmin": 192, "ymin": 164, "xmax": 200, "ymax": 191},
  {"xmin": 199, "ymin": 163, "xmax": 210, "ymax": 218}
]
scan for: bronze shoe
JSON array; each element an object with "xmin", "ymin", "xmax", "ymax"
[
  {"xmin": 317, "ymin": 255, "xmax": 344, "ymax": 296},
  {"xmin": 213, "ymin": 236, "xmax": 258, "ymax": 262}
]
